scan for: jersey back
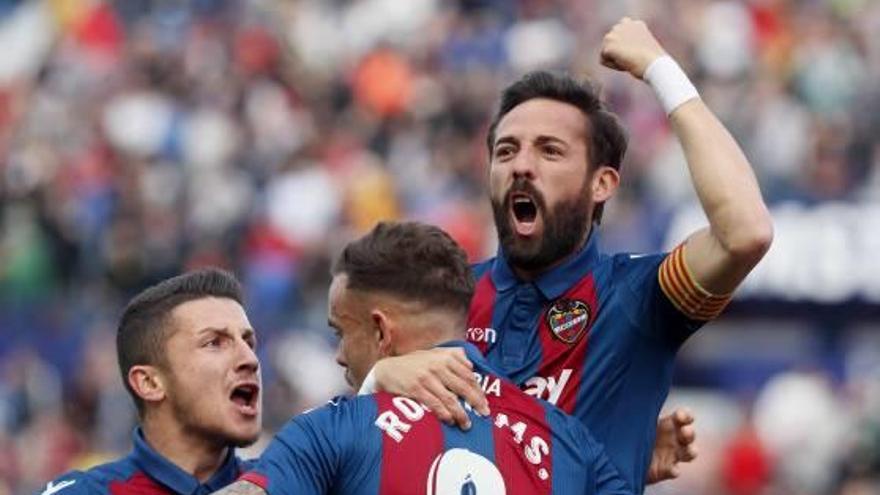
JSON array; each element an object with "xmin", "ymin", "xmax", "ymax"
[{"xmin": 246, "ymin": 345, "xmax": 629, "ymax": 495}]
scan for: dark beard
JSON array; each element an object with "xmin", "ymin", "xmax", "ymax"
[{"xmin": 492, "ymin": 178, "xmax": 591, "ymax": 273}]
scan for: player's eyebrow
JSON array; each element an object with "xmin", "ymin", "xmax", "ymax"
[
  {"xmin": 197, "ymin": 326, "xmax": 229, "ymax": 335},
  {"xmin": 534, "ymin": 135, "xmax": 568, "ymax": 147},
  {"xmin": 493, "ymin": 136, "xmax": 519, "ymax": 149}
]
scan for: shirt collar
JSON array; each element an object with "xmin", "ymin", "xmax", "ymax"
[
  {"xmin": 131, "ymin": 427, "xmax": 243, "ymax": 495},
  {"xmin": 491, "ymin": 227, "xmax": 601, "ymax": 300}
]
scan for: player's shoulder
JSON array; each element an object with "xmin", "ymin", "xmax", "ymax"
[
  {"xmin": 471, "ymin": 258, "xmax": 495, "ymax": 280},
  {"xmin": 286, "ymin": 394, "xmax": 380, "ymax": 433},
  {"xmin": 235, "ymin": 455, "xmax": 259, "ymax": 472},
  {"xmin": 38, "ymin": 457, "xmax": 136, "ymax": 495},
  {"xmin": 606, "ymin": 251, "xmax": 667, "ymax": 286},
  {"xmin": 35, "ymin": 473, "xmax": 95, "ymax": 495},
  {"xmin": 609, "ymin": 251, "xmax": 666, "ymax": 270}
]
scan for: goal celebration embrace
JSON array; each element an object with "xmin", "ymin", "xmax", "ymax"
[{"xmin": 15, "ymin": 0, "xmax": 878, "ymax": 488}]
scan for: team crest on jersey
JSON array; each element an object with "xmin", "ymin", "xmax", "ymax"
[{"xmin": 546, "ymin": 299, "xmax": 590, "ymax": 344}]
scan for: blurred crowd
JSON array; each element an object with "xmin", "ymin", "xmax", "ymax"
[{"xmin": 0, "ymin": 0, "xmax": 878, "ymax": 494}]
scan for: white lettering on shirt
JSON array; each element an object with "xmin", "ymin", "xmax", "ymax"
[{"xmin": 523, "ymin": 369, "xmax": 573, "ymax": 406}]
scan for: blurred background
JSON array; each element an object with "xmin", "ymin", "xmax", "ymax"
[{"xmin": 0, "ymin": 0, "xmax": 878, "ymax": 493}]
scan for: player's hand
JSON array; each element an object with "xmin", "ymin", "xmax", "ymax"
[
  {"xmin": 646, "ymin": 408, "xmax": 698, "ymax": 484},
  {"xmin": 372, "ymin": 348, "xmax": 490, "ymax": 430},
  {"xmin": 600, "ymin": 17, "xmax": 666, "ymax": 79}
]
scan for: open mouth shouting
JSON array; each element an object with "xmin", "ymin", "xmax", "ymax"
[
  {"xmin": 509, "ymin": 192, "xmax": 541, "ymax": 237},
  {"xmin": 230, "ymin": 381, "xmax": 260, "ymax": 417}
]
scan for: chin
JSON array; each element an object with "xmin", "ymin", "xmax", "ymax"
[{"xmin": 226, "ymin": 426, "xmax": 262, "ymax": 448}]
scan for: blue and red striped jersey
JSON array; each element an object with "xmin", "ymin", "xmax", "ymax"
[
  {"xmin": 38, "ymin": 428, "xmax": 251, "ymax": 495},
  {"xmin": 243, "ymin": 342, "xmax": 631, "ymax": 495},
  {"xmin": 467, "ymin": 232, "xmax": 707, "ymax": 494}
]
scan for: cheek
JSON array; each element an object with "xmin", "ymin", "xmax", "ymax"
[
  {"xmin": 547, "ymin": 167, "xmax": 589, "ymax": 202},
  {"xmin": 488, "ymin": 168, "xmax": 507, "ymax": 199}
]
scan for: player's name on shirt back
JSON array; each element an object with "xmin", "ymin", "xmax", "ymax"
[{"xmin": 374, "ymin": 371, "xmax": 552, "ymax": 486}]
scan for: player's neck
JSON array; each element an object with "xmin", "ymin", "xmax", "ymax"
[
  {"xmin": 141, "ymin": 417, "xmax": 229, "ymax": 482},
  {"xmin": 392, "ymin": 312, "xmax": 466, "ymax": 354}
]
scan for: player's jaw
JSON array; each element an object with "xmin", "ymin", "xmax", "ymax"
[{"xmin": 492, "ymin": 178, "xmax": 592, "ymax": 274}]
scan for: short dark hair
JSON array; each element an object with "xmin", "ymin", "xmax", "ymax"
[
  {"xmin": 117, "ymin": 268, "xmax": 244, "ymax": 415},
  {"xmin": 331, "ymin": 221, "xmax": 475, "ymax": 314},
  {"xmin": 486, "ymin": 70, "xmax": 628, "ymax": 223}
]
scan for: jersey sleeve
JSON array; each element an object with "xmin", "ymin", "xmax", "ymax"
[
  {"xmin": 36, "ymin": 471, "xmax": 103, "ymax": 495},
  {"xmin": 615, "ymin": 246, "xmax": 729, "ymax": 346},
  {"xmin": 571, "ymin": 424, "xmax": 634, "ymax": 495},
  {"xmin": 242, "ymin": 397, "xmax": 368, "ymax": 495},
  {"xmin": 657, "ymin": 243, "xmax": 733, "ymax": 322}
]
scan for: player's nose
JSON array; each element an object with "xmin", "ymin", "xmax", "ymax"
[
  {"xmin": 511, "ymin": 147, "xmax": 537, "ymax": 181},
  {"xmin": 335, "ymin": 346, "xmax": 347, "ymax": 368},
  {"xmin": 235, "ymin": 338, "xmax": 260, "ymax": 373}
]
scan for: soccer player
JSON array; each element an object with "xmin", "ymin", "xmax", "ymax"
[
  {"xmin": 356, "ymin": 18, "xmax": 736, "ymax": 490},
  {"xmin": 40, "ymin": 269, "xmax": 263, "ymax": 494},
  {"xmin": 462, "ymin": 18, "xmax": 773, "ymax": 492},
  {"xmin": 215, "ymin": 221, "xmax": 633, "ymax": 495}
]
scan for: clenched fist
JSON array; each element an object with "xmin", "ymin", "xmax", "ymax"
[{"xmin": 600, "ymin": 17, "xmax": 667, "ymax": 79}]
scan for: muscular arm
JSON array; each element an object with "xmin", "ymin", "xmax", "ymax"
[
  {"xmin": 602, "ymin": 18, "xmax": 773, "ymax": 294},
  {"xmin": 670, "ymin": 100, "xmax": 772, "ymax": 294},
  {"xmin": 212, "ymin": 480, "xmax": 265, "ymax": 495}
]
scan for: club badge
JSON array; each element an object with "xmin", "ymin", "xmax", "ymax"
[{"xmin": 546, "ymin": 299, "xmax": 591, "ymax": 344}]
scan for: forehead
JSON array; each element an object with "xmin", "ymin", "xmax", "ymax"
[
  {"xmin": 494, "ymin": 98, "xmax": 588, "ymax": 146},
  {"xmin": 168, "ymin": 297, "xmax": 251, "ymax": 336},
  {"xmin": 328, "ymin": 274, "xmax": 356, "ymax": 318}
]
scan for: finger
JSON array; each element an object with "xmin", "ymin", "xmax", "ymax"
[
  {"xmin": 449, "ymin": 358, "xmax": 476, "ymax": 381},
  {"xmin": 601, "ymin": 54, "xmax": 623, "ymax": 71},
  {"xmin": 677, "ymin": 424, "xmax": 696, "ymax": 446},
  {"xmin": 418, "ymin": 387, "xmax": 454, "ymax": 425},
  {"xmin": 426, "ymin": 377, "xmax": 471, "ymax": 430},
  {"xmin": 679, "ymin": 444, "xmax": 698, "ymax": 462},
  {"xmin": 447, "ymin": 363, "xmax": 490, "ymax": 416},
  {"xmin": 442, "ymin": 369, "xmax": 489, "ymax": 417},
  {"xmin": 449, "ymin": 348, "xmax": 473, "ymax": 369},
  {"xmin": 667, "ymin": 465, "xmax": 680, "ymax": 479},
  {"xmin": 673, "ymin": 408, "xmax": 695, "ymax": 426}
]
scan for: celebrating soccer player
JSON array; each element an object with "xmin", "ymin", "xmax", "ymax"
[
  {"xmin": 216, "ymin": 221, "xmax": 633, "ymax": 495},
  {"xmin": 364, "ymin": 18, "xmax": 772, "ymax": 492},
  {"xmin": 40, "ymin": 270, "xmax": 262, "ymax": 494}
]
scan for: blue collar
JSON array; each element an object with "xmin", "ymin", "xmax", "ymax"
[
  {"xmin": 491, "ymin": 228, "xmax": 601, "ymax": 300},
  {"xmin": 131, "ymin": 427, "xmax": 242, "ymax": 494}
]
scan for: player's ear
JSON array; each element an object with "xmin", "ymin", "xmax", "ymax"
[
  {"xmin": 370, "ymin": 309, "xmax": 395, "ymax": 357},
  {"xmin": 590, "ymin": 165, "xmax": 620, "ymax": 203},
  {"xmin": 128, "ymin": 365, "xmax": 167, "ymax": 405}
]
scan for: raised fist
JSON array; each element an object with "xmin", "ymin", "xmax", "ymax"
[{"xmin": 600, "ymin": 17, "xmax": 667, "ymax": 79}]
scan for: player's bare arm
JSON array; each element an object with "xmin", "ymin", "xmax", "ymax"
[
  {"xmin": 365, "ymin": 347, "xmax": 490, "ymax": 429},
  {"xmin": 601, "ymin": 18, "xmax": 773, "ymax": 296},
  {"xmin": 212, "ymin": 480, "xmax": 265, "ymax": 495}
]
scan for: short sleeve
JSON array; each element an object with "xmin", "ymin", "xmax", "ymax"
[
  {"xmin": 657, "ymin": 243, "xmax": 733, "ymax": 322},
  {"xmin": 244, "ymin": 397, "xmax": 365, "ymax": 495},
  {"xmin": 36, "ymin": 471, "xmax": 102, "ymax": 495},
  {"xmin": 614, "ymin": 251, "xmax": 710, "ymax": 347}
]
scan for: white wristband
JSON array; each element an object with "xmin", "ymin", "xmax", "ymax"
[
  {"xmin": 358, "ymin": 367, "xmax": 377, "ymax": 395},
  {"xmin": 644, "ymin": 55, "xmax": 699, "ymax": 115}
]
